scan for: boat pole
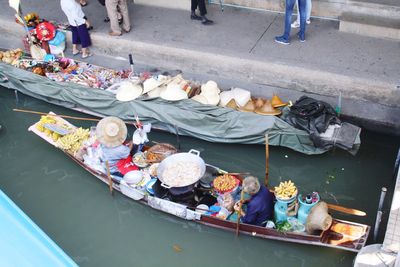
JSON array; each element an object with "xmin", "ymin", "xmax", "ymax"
[
  {"xmin": 236, "ymin": 189, "xmax": 245, "ymax": 236},
  {"xmin": 105, "ymin": 161, "xmax": 114, "ymax": 195},
  {"xmin": 265, "ymin": 133, "xmax": 269, "ymax": 186},
  {"xmin": 373, "ymin": 187, "xmax": 387, "ymax": 242}
]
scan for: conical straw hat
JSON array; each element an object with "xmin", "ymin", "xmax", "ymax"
[
  {"xmin": 255, "ymin": 99, "xmax": 282, "ymax": 116},
  {"xmin": 226, "ymin": 99, "xmax": 238, "ymax": 110},
  {"xmin": 96, "ymin": 116, "xmax": 127, "ymax": 148},
  {"xmin": 271, "ymin": 94, "xmax": 288, "ymax": 108},
  {"xmin": 143, "ymin": 77, "xmax": 162, "ymax": 94},
  {"xmin": 238, "ymin": 100, "xmax": 255, "ymax": 112}
]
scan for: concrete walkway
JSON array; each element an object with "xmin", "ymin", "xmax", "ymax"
[{"xmin": 0, "ymin": 1, "xmax": 399, "ymax": 132}]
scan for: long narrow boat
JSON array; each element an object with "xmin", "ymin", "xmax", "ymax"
[{"xmin": 27, "ymin": 115, "xmax": 370, "ymax": 253}]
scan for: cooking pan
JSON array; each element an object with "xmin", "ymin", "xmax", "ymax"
[{"xmin": 157, "ymin": 149, "xmax": 206, "ymax": 188}]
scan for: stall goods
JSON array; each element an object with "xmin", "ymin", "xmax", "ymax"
[
  {"xmin": 274, "ymin": 180, "xmax": 298, "ymax": 200},
  {"xmin": 27, "ymin": 115, "xmax": 370, "ymax": 252}
]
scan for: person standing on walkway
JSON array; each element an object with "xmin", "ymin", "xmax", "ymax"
[
  {"xmin": 60, "ymin": 0, "xmax": 92, "ymax": 58},
  {"xmin": 275, "ymin": 0, "xmax": 307, "ymax": 44},
  {"xmin": 105, "ymin": 0, "xmax": 131, "ymax": 36},
  {"xmin": 291, "ymin": 0, "xmax": 311, "ymax": 28},
  {"xmin": 190, "ymin": 0, "xmax": 213, "ymax": 25}
]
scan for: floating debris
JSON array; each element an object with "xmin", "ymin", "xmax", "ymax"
[{"xmin": 172, "ymin": 244, "xmax": 183, "ymax": 253}]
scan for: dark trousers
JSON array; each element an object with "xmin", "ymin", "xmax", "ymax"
[
  {"xmin": 191, "ymin": 0, "xmax": 207, "ymax": 16},
  {"xmin": 71, "ymin": 23, "xmax": 91, "ymax": 48}
]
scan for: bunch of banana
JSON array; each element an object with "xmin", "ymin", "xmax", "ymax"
[
  {"xmin": 274, "ymin": 180, "xmax": 297, "ymax": 200},
  {"xmin": 24, "ymin": 13, "xmax": 39, "ymax": 23},
  {"xmin": 56, "ymin": 127, "xmax": 89, "ymax": 154},
  {"xmin": 36, "ymin": 115, "xmax": 57, "ymax": 132}
]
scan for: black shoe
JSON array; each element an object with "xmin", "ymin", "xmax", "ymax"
[
  {"xmin": 119, "ymin": 18, "xmax": 123, "ymax": 25},
  {"xmin": 104, "ymin": 17, "xmax": 110, "ymax": 23},
  {"xmin": 190, "ymin": 14, "xmax": 202, "ymax": 21},
  {"xmin": 201, "ymin": 17, "xmax": 214, "ymax": 25}
]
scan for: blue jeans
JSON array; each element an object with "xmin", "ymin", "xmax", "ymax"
[
  {"xmin": 295, "ymin": 0, "xmax": 311, "ymax": 23},
  {"xmin": 282, "ymin": 0, "xmax": 306, "ymax": 40}
]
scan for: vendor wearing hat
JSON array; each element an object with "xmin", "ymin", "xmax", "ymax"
[
  {"xmin": 96, "ymin": 116, "xmax": 136, "ymax": 177},
  {"xmin": 234, "ymin": 176, "xmax": 274, "ymax": 226}
]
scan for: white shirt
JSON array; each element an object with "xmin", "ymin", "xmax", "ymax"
[{"xmin": 60, "ymin": 0, "xmax": 86, "ymax": 26}]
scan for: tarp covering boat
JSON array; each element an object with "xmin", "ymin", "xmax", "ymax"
[
  {"xmin": 0, "ymin": 190, "xmax": 77, "ymax": 267},
  {"xmin": 0, "ymin": 62, "xmax": 357, "ymax": 155}
]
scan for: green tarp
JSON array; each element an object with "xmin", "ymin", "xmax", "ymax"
[{"xmin": 1, "ymin": 62, "xmax": 337, "ymax": 154}]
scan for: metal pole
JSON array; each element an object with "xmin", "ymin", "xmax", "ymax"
[
  {"xmin": 14, "ymin": 90, "xmax": 19, "ymax": 104},
  {"xmin": 373, "ymin": 187, "xmax": 387, "ymax": 242},
  {"xmin": 174, "ymin": 124, "xmax": 181, "ymax": 151}
]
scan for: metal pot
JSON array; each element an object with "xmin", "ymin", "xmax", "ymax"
[{"xmin": 157, "ymin": 149, "xmax": 206, "ymax": 188}]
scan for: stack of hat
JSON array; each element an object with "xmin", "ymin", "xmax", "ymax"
[
  {"xmin": 159, "ymin": 82, "xmax": 188, "ymax": 101},
  {"xmin": 115, "ymin": 81, "xmax": 143, "ymax": 102},
  {"xmin": 191, "ymin": 80, "xmax": 220, "ymax": 106},
  {"xmin": 96, "ymin": 117, "xmax": 127, "ymax": 148},
  {"xmin": 219, "ymin": 88, "xmax": 251, "ymax": 110}
]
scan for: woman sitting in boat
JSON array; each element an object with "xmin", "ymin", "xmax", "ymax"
[
  {"xmin": 234, "ymin": 176, "xmax": 274, "ymax": 226},
  {"xmin": 96, "ymin": 116, "xmax": 137, "ymax": 177}
]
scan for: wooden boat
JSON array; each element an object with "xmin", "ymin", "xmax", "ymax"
[{"xmin": 27, "ymin": 115, "xmax": 370, "ymax": 253}]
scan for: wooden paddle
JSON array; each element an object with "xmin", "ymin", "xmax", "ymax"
[
  {"xmin": 236, "ymin": 189, "xmax": 245, "ymax": 236},
  {"xmin": 326, "ymin": 203, "xmax": 366, "ymax": 217},
  {"xmin": 13, "ymin": 109, "xmax": 136, "ymax": 125},
  {"xmin": 264, "ymin": 134, "xmax": 269, "ymax": 186},
  {"xmin": 105, "ymin": 161, "xmax": 113, "ymax": 195}
]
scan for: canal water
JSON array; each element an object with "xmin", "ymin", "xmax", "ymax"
[{"xmin": 0, "ymin": 87, "xmax": 399, "ymax": 267}]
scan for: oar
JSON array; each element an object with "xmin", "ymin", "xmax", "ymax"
[
  {"xmin": 264, "ymin": 133, "xmax": 269, "ymax": 186},
  {"xmin": 326, "ymin": 203, "xmax": 366, "ymax": 217},
  {"xmin": 236, "ymin": 189, "xmax": 245, "ymax": 236},
  {"xmin": 105, "ymin": 161, "xmax": 113, "ymax": 195},
  {"xmin": 13, "ymin": 108, "xmax": 136, "ymax": 125}
]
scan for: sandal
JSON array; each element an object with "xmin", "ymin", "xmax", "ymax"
[
  {"xmin": 80, "ymin": 1, "xmax": 88, "ymax": 6},
  {"xmin": 82, "ymin": 53, "xmax": 93, "ymax": 59},
  {"xmin": 72, "ymin": 50, "xmax": 81, "ymax": 56}
]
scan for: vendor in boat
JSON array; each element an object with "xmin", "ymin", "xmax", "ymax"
[
  {"xmin": 234, "ymin": 176, "xmax": 274, "ymax": 226},
  {"xmin": 96, "ymin": 116, "xmax": 137, "ymax": 177}
]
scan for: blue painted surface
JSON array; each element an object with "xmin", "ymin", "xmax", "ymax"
[{"xmin": 0, "ymin": 190, "xmax": 78, "ymax": 267}]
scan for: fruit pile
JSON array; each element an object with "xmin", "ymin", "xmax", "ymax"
[
  {"xmin": 57, "ymin": 127, "xmax": 89, "ymax": 154},
  {"xmin": 213, "ymin": 174, "xmax": 238, "ymax": 193},
  {"xmin": 0, "ymin": 49, "xmax": 23, "ymax": 65},
  {"xmin": 274, "ymin": 180, "xmax": 298, "ymax": 200}
]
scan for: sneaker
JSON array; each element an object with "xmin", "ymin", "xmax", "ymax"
[
  {"xmin": 274, "ymin": 36, "xmax": 290, "ymax": 45},
  {"xmin": 291, "ymin": 21, "xmax": 300, "ymax": 28},
  {"xmin": 201, "ymin": 17, "xmax": 214, "ymax": 25},
  {"xmin": 190, "ymin": 14, "xmax": 202, "ymax": 21},
  {"xmin": 306, "ymin": 19, "xmax": 311, "ymax": 25},
  {"xmin": 298, "ymin": 32, "xmax": 305, "ymax": 42}
]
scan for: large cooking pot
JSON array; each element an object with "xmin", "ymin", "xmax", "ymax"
[{"xmin": 157, "ymin": 149, "xmax": 206, "ymax": 189}]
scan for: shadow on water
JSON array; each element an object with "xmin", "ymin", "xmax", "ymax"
[{"xmin": 0, "ymin": 88, "xmax": 399, "ymax": 267}]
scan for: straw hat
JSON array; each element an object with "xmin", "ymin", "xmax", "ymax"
[
  {"xmin": 306, "ymin": 202, "xmax": 333, "ymax": 234},
  {"xmin": 232, "ymin": 88, "xmax": 251, "ymax": 107},
  {"xmin": 271, "ymin": 94, "xmax": 288, "ymax": 108},
  {"xmin": 238, "ymin": 100, "xmax": 256, "ymax": 112},
  {"xmin": 219, "ymin": 90, "xmax": 234, "ymax": 107},
  {"xmin": 116, "ymin": 82, "xmax": 143, "ymax": 102},
  {"xmin": 160, "ymin": 83, "xmax": 188, "ymax": 101},
  {"xmin": 96, "ymin": 117, "xmax": 127, "ymax": 148},
  {"xmin": 254, "ymin": 98, "xmax": 265, "ymax": 109},
  {"xmin": 147, "ymin": 85, "xmax": 167, "ymax": 98},
  {"xmin": 226, "ymin": 99, "xmax": 238, "ymax": 110},
  {"xmin": 191, "ymin": 94, "xmax": 209, "ymax": 105},
  {"xmin": 201, "ymin": 81, "xmax": 221, "ymax": 95},
  {"xmin": 143, "ymin": 77, "xmax": 162, "ymax": 94},
  {"xmin": 255, "ymin": 99, "xmax": 282, "ymax": 116}
]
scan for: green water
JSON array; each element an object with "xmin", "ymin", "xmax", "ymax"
[{"xmin": 0, "ymin": 88, "xmax": 399, "ymax": 267}]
